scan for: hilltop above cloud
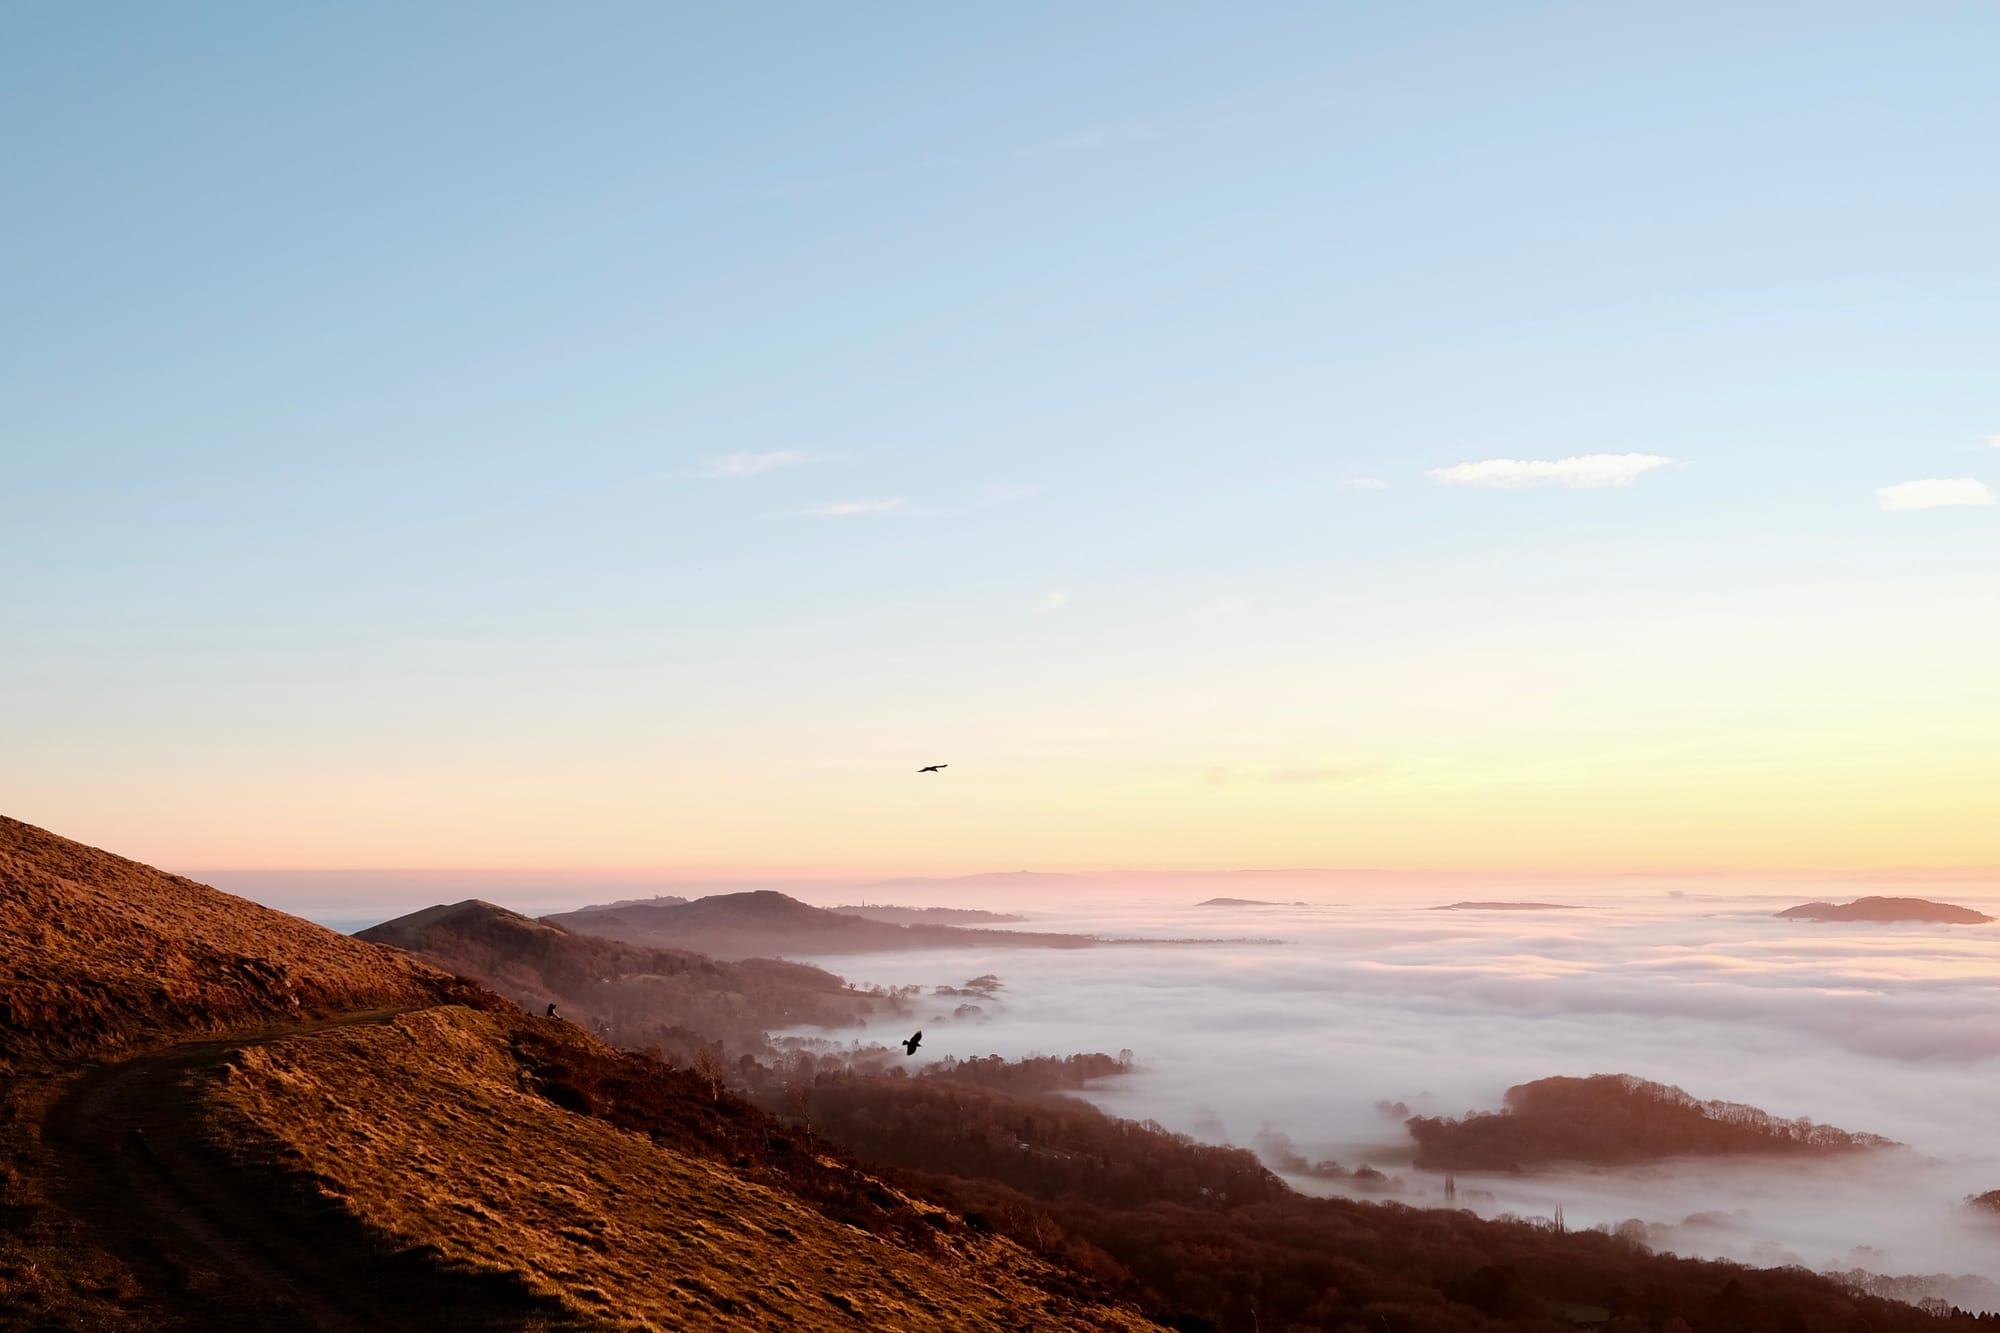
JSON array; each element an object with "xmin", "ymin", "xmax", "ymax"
[
  {"xmin": 544, "ymin": 889, "xmax": 1103, "ymax": 959},
  {"xmin": 1776, "ymin": 896, "xmax": 1993, "ymax": 924}
]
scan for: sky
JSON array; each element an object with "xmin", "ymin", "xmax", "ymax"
[{"xmin": 4, "ymin": 4, "xmax": 1997, "ymax": 877}]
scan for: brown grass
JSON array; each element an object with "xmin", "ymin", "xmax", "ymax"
[
  {"xmin": 0, "ymin": 1072, "xmax": 154, "ymax": 1331},
  {"xmin": 204, "ymin": 1006, "xmax": 1152, "ymax": 1331},
  {"xmin": 0, "ymin": 815, "xmax": 479, "ymax": 1069}
]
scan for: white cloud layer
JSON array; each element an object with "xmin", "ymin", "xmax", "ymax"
[
  {"xmin": 1035, "ymin": 589, "xmax": 1071, "ymax": 613},
  {"xmin": 702, "ymin": 450, "xmax": 812, "ymax": 479},
  {"xmin": 1428, "ymin": 453, "xmax": 1680, "ymax": 489},
  {"xmin": 1877, "ymin": 478, "xmax": 1996, "ymax": 511},
  {"xmin": 781, "ymin": 880, "xmax": 2000, "ymax": 1299}
]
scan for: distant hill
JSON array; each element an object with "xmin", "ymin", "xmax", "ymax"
[
  {"xmin": 1431, "ymin": 901, "xmax": 1579, "ymax": 911},
  {"xmin": 0, "ymin": 817, "xmax": 1152, "ymax": 1333},
  {"xmin": 589, "ymin": 891, "xmax": 690, "ymax": 909},
  {"xmin": 359, "ymin": 898, "xmax": 888, "ymax": 1056},
  {"xmin": 1196, "ymin": 896, "xmax": 1307, "ymax": 907},
  {"xmin": 4, "ymin": 816, "xmax": 1983, "ymax": 1333},
  {"xmin": 1406, "ymin": 1074, "xmax": 1897, "ymax": 1169},
  {"xmin": 0, "ymin": 815, "xmax": 472, "ymax": 1069},
  {"xmin": 830, "ymin": 903, "xmax": 1027, "ymax": 925},
  {"xmin": 1775, "ymin": 896, "xmax": 1993, "ymax": 924},
  {"xmin": 546, "ymin": 889, "xmax": 1104, "ymax": 959}
]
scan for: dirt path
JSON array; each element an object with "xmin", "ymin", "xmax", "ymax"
[{"xmin": 46, "ymin": 1007, "xmax": 577, "ymax": 1333}]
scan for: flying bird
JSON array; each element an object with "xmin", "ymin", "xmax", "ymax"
[
  {"xmin": 917, "ymin": 764, "xmax": 947, "ymax": 773},
  {"xmin": 902, "ymin": 1030, "xmax": 923, "ymax": 1056}
]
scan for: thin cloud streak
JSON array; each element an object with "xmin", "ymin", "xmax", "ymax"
[
  {"xmin": 1428, "ymin": 453, "xmax": 1681, "ymax": 489},
  {"xmin": 701, "ymin": 450, "xmax": 813, "ymax": 479},
  {"xmin": 792, "ymin": 497, "xmax": 913, "ymax": 517},
  {"xmin": 1877, "ymin": 478, "xmax": 1995, "ymax": 511}
]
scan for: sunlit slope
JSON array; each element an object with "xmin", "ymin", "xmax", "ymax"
[
  {"xmin": 209, "ymin": 1005, "xmax": 1150, "ymax": 1331},
  {"xmin": 0, "ymin": 815, "xmax": 468, "ymax": 1068}
]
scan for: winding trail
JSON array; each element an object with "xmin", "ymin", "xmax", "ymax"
[{"xmin": 47, "ymin": 1006, "xmax": 572, "ymax": 1333}]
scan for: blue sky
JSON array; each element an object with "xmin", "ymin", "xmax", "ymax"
[{"xmin": 4, "ymin": 4, "xmax": 1996, "ymax": 874}]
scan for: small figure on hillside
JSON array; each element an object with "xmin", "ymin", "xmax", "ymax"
[
  {"xmin": 545, "ymin": 1002, "xmax": 559, "ymax": 1019},
  {"xmin": 902, "ymin": 1029, "xmax": 923, "ymax": 1056}
]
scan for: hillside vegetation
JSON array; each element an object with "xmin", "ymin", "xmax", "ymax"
[
  {"xmin": 209, "ymin": 1005, "xmax": 1151, "ymax": 1332},
  {"xmin": 770, "ymin": 1069, "xmax": 1988, "ymax": 1333},
  {"xmin": 5, "ymin": 817, "xmax": 1995, "ymax": 1333},
  {"xmin": 0, "ymin": 818, "xmax": 1148, "ymax": 1332},
  {"xmin": 0, "ymin": 815, "xmax": 471, "ymax": 1070},
  {"xmin": 1406, "ymin": 1074, "xmax": 1898, "ymax": 1170}
]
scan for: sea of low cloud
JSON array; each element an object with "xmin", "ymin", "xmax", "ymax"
[{"xmin": 772, "ymin": 877, "xmax": 2000, "ymax": 1302}]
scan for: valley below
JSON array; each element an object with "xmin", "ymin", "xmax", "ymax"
[{"xmin": 11, "ymin": 822, "xmax": 2000, "ymax": 1332}]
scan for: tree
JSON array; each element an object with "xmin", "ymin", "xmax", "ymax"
[
  {"xmin": 788, "ymin": 1081, "xmax": 814, "ymax": 1142},
  {"xmin": 692, "ymin": 1043, "xmax": 728, "ymax": 1102}
]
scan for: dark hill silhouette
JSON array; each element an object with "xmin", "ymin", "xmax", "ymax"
[
  {"xmin": 590, "ymin": 892, "xmax": 691, "ymax": 909},
  {"xmin": 1775, "ymin": 895, "xmax": 1992, "ymax": 924},
  {"xmin": 1196, "ymin": 896, "xmax": 1307, "ymax": 907},
  {"xmin": 830, "ymin": 903, "xmax": 1027, "ymax": 925},
  {"xmin": 360, "ymin": 897, "xmax": 887, "ymax": 1056},
  {"xmin": 1432, "ymin": 901, "xmax": 1580, "ymax": 912},
  {"xmin": 1406, "ymin": 1073, "xmax": 1898, "ymax": 1169},
  {"xmin": 546, "ymin": 889, "xmax": 1107, "ymax": 959}
]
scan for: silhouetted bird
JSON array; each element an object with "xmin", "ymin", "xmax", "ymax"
[
  {"xmin": 902, "ymin": 1030, "xmax": 923, "ymax": 1056},
  {"xmin": 545, "ymin": 1002, "xmax": 559, "ymax": 1018},
  {"xmin": 917, "ymin": 764, "xmax": 947, "ymax": 773}
]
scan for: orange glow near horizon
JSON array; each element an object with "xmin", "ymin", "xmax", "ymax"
[{"xmin": 21, "ymin": 729, "xmax": 1996, "ymax": 881}]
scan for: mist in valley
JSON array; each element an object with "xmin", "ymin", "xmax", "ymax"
[{"xmin": 763, "ymin": 877, "xmax": 2000, "ymax": 1306}]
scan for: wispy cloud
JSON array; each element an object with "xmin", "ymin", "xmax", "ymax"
[
  {"xmin": 1427, "ymin": 453, "xmax": 1681, "ymax": 489},
  {"xmin": 792, "ymin": 497, "xmax": 912, "ymax": 518},
  {"xmin": 1035, "ymin": 589, "xmax": 1071, "ymax": 613},
  {"xmin": 1340, "ymin": 478, "xmax": 1391, "ymax": 491},
  {"xmin": 701, "ymin": 450, "xmax": 813, "ymax": 479},
  {"xmin": 1877, "ymin": 478, "xmax": 1995, "ymax": 512}
]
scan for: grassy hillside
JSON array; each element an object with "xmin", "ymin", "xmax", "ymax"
[
  {"xmin": 0, "ymin": 817, "xmax": 1149, "ymax": 1332},
  {"xmin": 208, "ymin": 1005, "xmax": 1150, "ymax": 1331},
  {"xmin": 5, "ymin": 817, "xmax": 1994, "ymax": 1333},
  {"xmin": 0, "ymin": 815, "xmax": 474, "ymax": 1070}
]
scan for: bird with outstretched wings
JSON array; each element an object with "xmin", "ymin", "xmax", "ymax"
[
  {"xmin": 902, "ymin": 1030, "xmax": 923, "ymax": 1056},
  {"xmin": 917, "ymin": 764, "xmax": 947, "ymax": 773}
]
